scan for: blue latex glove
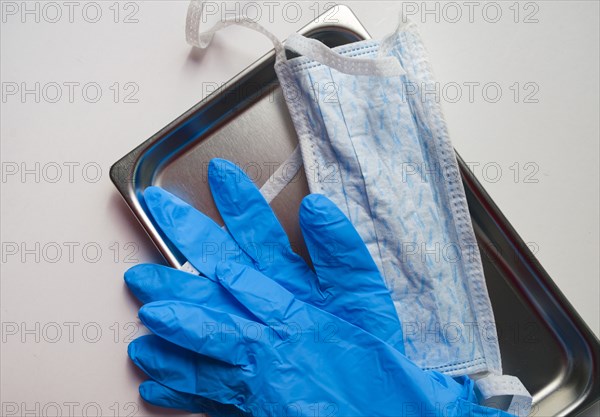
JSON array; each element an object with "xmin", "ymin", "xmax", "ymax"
[
  {"xmin": 126, "ymin": 159, "xmax": 405, "ymax": 412},
  {"xmin": 129, "ymin": 261, "xmax": 514, "ymax": 417},
  {"xmin": 141, "ymin": 159, "xmax": 404, "ymax": 350}
]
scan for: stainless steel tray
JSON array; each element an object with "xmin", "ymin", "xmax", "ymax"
[{"xmin": 110, "ymin": 6, "xmax": 599, "ymax": 416}]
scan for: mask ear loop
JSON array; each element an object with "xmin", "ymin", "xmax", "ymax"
[
  {"xmin": 186, "ymin": 0, "xmax": 405, "ymax": 77},
  {"xmin": 185, "ymin": 0, "xmax": 287, "ymax": 62}
]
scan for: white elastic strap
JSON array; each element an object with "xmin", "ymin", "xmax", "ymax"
[
  {"xmin": 185, "ymin": 0, "xmax": 286, "ymax": 61},
  {"xmin": 475, "ymin": 374, "xmax": 532, "ymax": 417},
  {"xmin": 259, "ymin": 146, "xmax": 303, "ymax": 203},
  {"xmin": 186, "ymin": 0, "xmax": 404, "ymax": 77},
  {"xmin": 285, "ymin": 33, "xmax": 405, "ymax": 77}
]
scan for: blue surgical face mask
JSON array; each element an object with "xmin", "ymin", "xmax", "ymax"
[
  {"xmin": 275, "ymin": 27, "xmax": 531, "ymax": 416},
  {"xmin": 281, "ymin": 31, "xmax": 490, "ymax": 375},
  {"xmin": 186, "ymin": 6, "xmax": 531, "ymax": 416}
]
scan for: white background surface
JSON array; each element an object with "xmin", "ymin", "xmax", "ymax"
[{"xmin": 1, "ymin": 1, "xmax": 598, "ymax": 415}]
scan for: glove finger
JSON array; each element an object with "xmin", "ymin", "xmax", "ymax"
[
  {"xmin": 208, "ymin": 159, "xmax": 319, "ymax": 299},
  {"xmin": 139, "ymin": 380, "xmax": 247, "ymax": 417},
  {"xmin": 215, "ymin": 262, "xmax": 299, "ymax": 327},
  {"xmin": 124, "ymin": 264, "xmax": 252, "ymax": 320},
  {"xmin": 129, "ymin": 335, "xmax": 246, "ymax": 406},
  {"xmin": 143, "ymin": 186, "xmax": 251, "ymax": 277},
  {"xmin": 299, "ymin": 194, "xmax": 405, "ymax": 352},
  {"xmin": 208, "ymin": 158, "xmax": 292, "ymax": 265},
  {"xmin": 299, "ymin": 194, "xmax": 384, "ymax": 291},
  {"xmin": 139, "ymin": 301, "xmax": 266, "ymax": 366}
]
